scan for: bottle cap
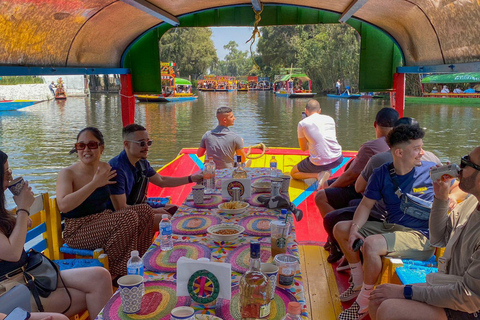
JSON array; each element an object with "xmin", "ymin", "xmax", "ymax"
[
  {"xmin": 281, "ymin": 209, "xmax": 288, "ymax": 214},
  {"xmin": 162, "ymin": 214, "xmax": 169, "ymax": 219},
  {"xmin": 131, "ymin": 250, "xmax": 139, "ymax": 257},
  {"xmin": 287, "ymin": 302, "xmax": 301, "ymax": 315},
  {"xmin": 250, "ymin": 241, "xmax": 260, "ymax": 259}
]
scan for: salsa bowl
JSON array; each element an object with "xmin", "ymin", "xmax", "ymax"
[{"xmin": 207, "ymin": 224, "xmax": 245, "ymax": 241}]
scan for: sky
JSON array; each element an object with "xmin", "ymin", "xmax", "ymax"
[{"xmin": 211, "ymin": 27, "xmax": 258, "ymax": 60}]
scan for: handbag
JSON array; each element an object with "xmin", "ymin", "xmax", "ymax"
[
  {"xmin": 127, "ymin": 159, "xmax": 149, "ymax": 205},
  {"xmin": 0, "ymin": 284, "xmax": 31, "ymax": 314},
  {"xmin": 23, "ymin": 249, "xmax": 71, "ymax": 313},
  {"xmin": 388, "ymin": 163, "xmax": 432, "ymax": 221}
]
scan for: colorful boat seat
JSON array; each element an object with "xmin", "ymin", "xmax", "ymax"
[{"xmin": 396, "ymin": 264, "xmax": 438, "ymax": 285}]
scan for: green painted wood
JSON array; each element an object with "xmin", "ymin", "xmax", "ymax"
[
  {"xmin": 405, "ymin": 96, "xmax": 480, "ymax": 105},
  {"xmin": 123, "ymin": 5, "xmax": 403, "ymax": 93}
]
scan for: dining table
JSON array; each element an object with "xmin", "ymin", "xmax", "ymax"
[{"xmin": 97, "ymin": 167, "xmax": 309, "ymax": 320}]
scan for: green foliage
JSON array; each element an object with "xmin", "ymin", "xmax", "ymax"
[
  {"xmin": 0, "ymin": 76, "xmax": 44, "ymax": 85},
  {"xmin": 160, "ymin": 28, "xmax": 218, "ymax": 79},
  {"xmin": 257, "ymin": 25, "xmax": 360, "ymax": 92},
  {"xmin": 211, "ymin": 41, "xmax": 254, "ymax": 76}
]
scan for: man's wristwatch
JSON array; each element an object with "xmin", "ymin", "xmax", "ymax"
[{"xmin": 403, "ymin": 284, "xmax": 413, "ymax": 300}]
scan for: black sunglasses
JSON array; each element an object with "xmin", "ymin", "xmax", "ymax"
[
  {"xmin": 75, "ymin": 141, "xmax": 101, "ymax": 151},
  {"xmin": 127, "ymin": 140, "xmax": 153, "ymax": 147},
  {"xmin": 460, "ymin": 155, "xmax": 480, "ymax": 171}
]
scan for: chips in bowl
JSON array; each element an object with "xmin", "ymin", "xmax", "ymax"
[
  {"xmin": 252, "ymin": 181, "xmax": 272, "ymax": 192},
  {"xmin": 217, "ymin": 201, "xmax": 249, "ymax": 214}
]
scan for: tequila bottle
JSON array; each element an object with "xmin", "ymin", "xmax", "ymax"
[
  {"xmin": 239, "ymin": 241, "xmax": 271, "ymax": 319},
  {"xmin": 232, "ymin": 155, "xmax": 247, "ymax": 179}
]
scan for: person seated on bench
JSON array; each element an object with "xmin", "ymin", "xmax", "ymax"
[
  {"xmin": 369, "ymin": 146, "xmax": 480, "ymax": 320},
  {"xmin": 0, "ymin": 149, "xmax": 112, "ymax": 319},
  {"xmin": 334, "ymin": 124, "xmax": 436, "ymax": 320},
  {"xmin": 56, "ymin": 127, "xmax": 155, "ymax": 277}
]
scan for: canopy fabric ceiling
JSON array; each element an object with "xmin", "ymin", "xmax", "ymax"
[
  {"xmin": 421, "ymin": 73, "xmax": 480, "ymax": 84},
  {"xmin": 1, "ymin": 0, "xmax": 479, "ymax": 69}
]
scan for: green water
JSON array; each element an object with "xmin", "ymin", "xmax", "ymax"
[{"xmin": 1, "ymin": 92, "xmax": 479, "ymax": 199}]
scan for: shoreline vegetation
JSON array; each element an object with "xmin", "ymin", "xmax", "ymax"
[{"xmin": 0, "ymin": 76, "xmax": 44, "ymax": 85}]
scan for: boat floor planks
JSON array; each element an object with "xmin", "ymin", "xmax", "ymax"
[{"xmin": 299, "ymin": 245, "xmax": 342, "ymax": 319}]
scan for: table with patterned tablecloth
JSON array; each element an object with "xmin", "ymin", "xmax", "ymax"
[{"xmin": 96, "ymin": 168, "xmax": 308, "ymax": 320}]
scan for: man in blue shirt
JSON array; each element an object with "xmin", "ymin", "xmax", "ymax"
[
  {"xmin": 334, "ymin": 124, "xmax": 436, "ymax": 320},
  {"xmin": 109, "ymin": 124, "xmax": 203, "ymax": 219}
]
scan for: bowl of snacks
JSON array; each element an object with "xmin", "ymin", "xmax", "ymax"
[
  {"xmin": 252, "ymin": 181, "xmax": 272, "ymax": 193},
  {"xmin": 217, "ymin": 201, "xmax": 249, "ymax": 214},
  {"xmin": 207, "ymin": 224, "xmax": 245, "ymax": 241}
]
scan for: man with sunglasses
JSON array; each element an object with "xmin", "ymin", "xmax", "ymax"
[
  {"xmin": 369, "ymin": 148, "xmax": 480, "ymax": 320},
  {"xmin": 109, "ymin": 123, "xmax": 203, "ymax": 215}
]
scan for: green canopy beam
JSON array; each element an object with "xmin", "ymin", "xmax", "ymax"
[{"xmin": 421, "ymin": 73, "xmax": 480, "ymax": 84}]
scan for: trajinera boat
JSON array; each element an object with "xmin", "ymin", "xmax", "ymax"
[
  {"xmin": 135, "ymin": 77, "xmax": 198, "ymax": 102},
  {"xmin": 274, "ymin": 74, "xmax": 316, "ymax": 98}
]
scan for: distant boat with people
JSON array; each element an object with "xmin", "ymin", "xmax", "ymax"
[
  {"xmin": 273, "ymin": 73, "xmax": 316, "ymax": 98},
  {"xmin": 135, "ymin": 77, "xmax": 198, "ymax": 102}
]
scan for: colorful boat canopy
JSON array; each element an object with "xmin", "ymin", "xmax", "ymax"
[
  {"xmin": 174, "ymin": 78, "xmax": 192, "ymax": 85},
  {"xmin": 421, "ymin": 73, "xmax": 480, "ymax": 84},
  {"xmin": 279, "ymin": 74, "xmax": 311, "ymax": 82}
]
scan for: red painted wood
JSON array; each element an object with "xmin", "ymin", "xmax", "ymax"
[
  {"xmin": 393, "ymin": 73, "xmax": 405, "ymax": 118},
  {"xmin": 120, "ymin": 74, "xmax": 135, "ymax": 126}
]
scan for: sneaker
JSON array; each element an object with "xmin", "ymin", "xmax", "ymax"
[
  {"xmin": 339, "ymin": 282, "xmax": 362, "ymax": 302},
  {"xmin": 336, "ymin": 256, "xmax": 350, "ymax": 272},
  {"xmin": 327, "ymin": 246, "xmax": 343, "ymax": 264},
  {"xmin": 338, "ymin": 301, "xmax": 368, "ymax": 320}
]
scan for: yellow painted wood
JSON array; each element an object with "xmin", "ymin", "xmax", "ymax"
[
  {"xmin": 299, "ymin": 245, "xmax": 342, "ymax": 320},
  {"xmin": 378, "ymin": 257, "xmax": 403, "ymax": 285}
]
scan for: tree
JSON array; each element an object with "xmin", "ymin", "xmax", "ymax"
[{"xmin": 160, "ymin": 28, "xmax": 218, "ymax": 79}]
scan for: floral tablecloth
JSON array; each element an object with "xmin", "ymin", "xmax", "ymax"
[{"xmin": 97, "ymin": 168, "xmax": 308, "ymax": 320}]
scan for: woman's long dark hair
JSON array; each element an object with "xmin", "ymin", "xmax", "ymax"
[{"xmin": 0, "ymin": 150, "xmax": 15, "ymax": 236}]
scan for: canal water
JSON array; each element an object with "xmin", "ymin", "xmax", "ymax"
[{"xmin": 1, "ymin": 91, "xmax": 480, "ymax": 201}]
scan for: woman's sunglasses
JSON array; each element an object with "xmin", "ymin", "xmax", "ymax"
[
  {"xmin": 75, "ymin": 142, "xmax": 101, "ymax": 151},
  {"xmin": 127, "ymin": 140, "xmax": 153, "ymax": 147},
  {"xmin": 460, "ymin": 155, "xmax": 480, "ymax": 171}
]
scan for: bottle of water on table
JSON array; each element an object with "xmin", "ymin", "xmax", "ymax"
[
  {"xmin": 159, "ymin": 214, "xmax": 173, "ymax": 251},
  {"xmin": 203, "ymin": 159, "xmax": 216, "ymax": 193},
  {"xmin": 127, "ymin": 250, "xmax": 145, "ymax": 294},
  {"xmin": 270, "ymin": 156, "xmax": 278, "ymax": 177}
]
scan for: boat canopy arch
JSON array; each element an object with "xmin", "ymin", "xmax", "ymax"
[
  {"xmin": 174, "ymin": 78, "xmax": 192, "ymax": 86},
  {"xmin": 421, "ymin": 73, "xmax": 480, "ymax": 84},
  {"xmin": 279, "ymin": 74, "xmax": 311, "ymax": 82},
  {"xmin": 1, "ymin": 1, "xmax": 480, "ymax": 92}
]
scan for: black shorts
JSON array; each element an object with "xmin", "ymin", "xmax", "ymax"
[
  {"xmin": 324, "ymin": 185, "xmax": 362, "ymax": 210},
  {"xmin": 445, "ymin": 309, "xmax": 479, "ymax": 320},
  {"xmin": 297, "ymin": 156, "xmax": 343, "ymax": 173}
]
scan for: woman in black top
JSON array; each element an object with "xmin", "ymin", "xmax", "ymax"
[{"xmin": 0, "ymin": 150, "xmax": 112, "ymax": 319}]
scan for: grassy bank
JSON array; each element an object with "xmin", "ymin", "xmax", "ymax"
[{"xmin": 0, "ymin": 76, "xmax": 44, "ymax": 85}]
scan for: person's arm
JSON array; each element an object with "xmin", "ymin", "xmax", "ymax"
[
  {"xmin": 236, "ymin": 148, "xmax": 247, "ymax": 163},
  {"xmin": 348, "ymin": 197, "xmax": 376, "ymax": 249},
  {"xmin": 298, "ymin": 137, "xmax": 308, "ymax": 151},
  {"xmin": 355, "ymin": 175, "xmax": 368, "ymax": 193},
  {"xmin": 0, "ymin": 183, "xmax": 34, "ymax": 262},
  {"xmin": 329, "ymin": 166, "xmax": 360, "ymax": 188},
  {"xmin": 197, "ymin": 147, "xmax": 206, "ymax": 157},
  {"xmin": 149, "ymin": 172, "xmax": 202, "ymax": 188},
  {"xmin": 56, "ymin": 164, "xmax": 116, "ymax": 213}
]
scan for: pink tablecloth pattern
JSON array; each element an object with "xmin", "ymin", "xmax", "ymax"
[{"xmin": 97, "ymin": 168, "xmax": 307, "ymax": 320}]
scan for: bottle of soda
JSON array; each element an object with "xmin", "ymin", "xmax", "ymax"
[
  {"xmin": 270, "ymin": 156, "xmax": 278, "ymax": 177},
  {"xmin": 159, "ymin": 214, "xmax": 173, "ymax": 251},
  {"xmin": 281, "ymin": 302, "xmax": 302, "ymax": 320},
  {"xmin": 127, "ymin": 250, "xmax": 144, "ymax": 276}
]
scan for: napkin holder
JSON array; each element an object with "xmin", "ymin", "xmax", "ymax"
[
  {"xmin": 221, "ymin": 178, "xmax": 251, "ymax": 200},
  {"xmin": 176, "ymin": 257, "xmax": 232, "ymax": 302}
]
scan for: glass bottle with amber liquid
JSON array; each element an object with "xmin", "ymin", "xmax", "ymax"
[
  {"xmin": 239, "ymin": 241, "xmax": 271, "ymax": 319},
  {"xmin": 232, "ymin": 155, "xmax": 247, "ymax": 179}
]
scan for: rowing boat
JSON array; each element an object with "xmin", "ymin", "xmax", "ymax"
[{"xmin": 326, "ymin": 93, "xmax": 361, "ymax": 99}]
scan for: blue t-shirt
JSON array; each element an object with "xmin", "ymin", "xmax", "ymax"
[
  {"xmin": 108, "ymin": 150, "xmax": 156, "ymax": 201},
  {"xmin": 364, "ymin": 161, "xmax": 435, "ymax": 237}
]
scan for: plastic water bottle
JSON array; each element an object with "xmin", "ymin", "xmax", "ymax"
[
  {"xmin": 127, "ymin": 250, "xmax": 144, "ymax": 276},
  {"xmin": 281, "ymin": 302, "xmax": 302, "ymax": 320},
  {"xmin": 280, "ymin": 208, "xmax": 288, "ymax": 220},
  {"xmin": 203, "ymin": 159, "xmax": 216, "ymax": 193},
  {"xmin": 159, "ymin": 214, "xmax": 173, "ymax": 251},
  {"xmin": 270, "ymin": 156, "xmax": 278, "ymax": 177}
]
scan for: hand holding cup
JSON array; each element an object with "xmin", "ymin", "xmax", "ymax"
[{"xmin": 12, "ymin": 181, "xmax": 34, "ymax": 210}]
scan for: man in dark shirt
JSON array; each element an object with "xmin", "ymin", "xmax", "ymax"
[{"xmin": 109, "ymin": 124, "xmax": 203, "ymax": 218}]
